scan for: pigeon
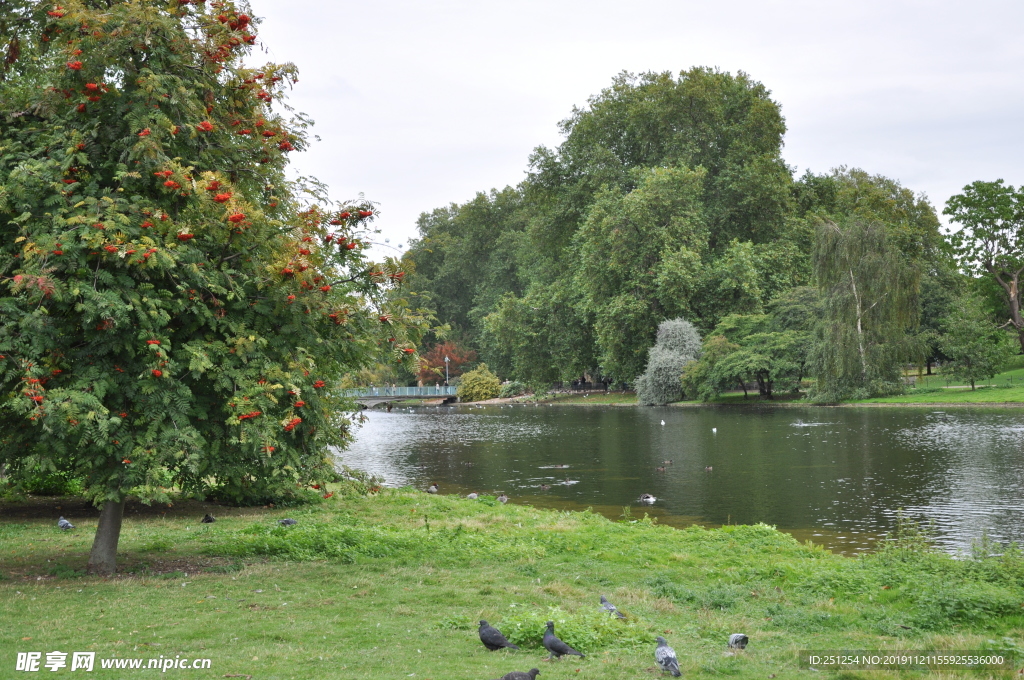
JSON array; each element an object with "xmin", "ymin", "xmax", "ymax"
[
  {"xmin": 498, "ymin": 670, "xmax": 540, "ymax": 680},
  {"xmin": 728, "ymin": 633, "xmax": 749, "ymax": 649},
  {"xmin": 497, "ymin": 493, "xmax": 508, "ymax": 504},
  {"xmin": 599, "ymin": 595, "xmax": 626, "ymax": 619},
  {"xmin": 57, "ymin": 516, "xmax": 74, "ymax": 530},
  {"xmin": 655, "ymin": 636, "xmax": 682, "ymax": 676},
  {"xmin": 542, "ymin": 621, "xmax": 584, "ymax": 660},
  {"xmin": 201, "ymin": 513, "xmax": 216, "ymax": 523},
  {"xmin": 467, "ymin": 493, "xmax": 479, "ymax": 500},
  {"xmin": 427, "ymin": 483, "xmax": 439, "ymax": 494},
  {"xmin": 278, "ymin": 518, "xmax": 298, "ymax": 526},
  {"xmin": 638, "ymin": 494, "xmax": 656, "ymax": 504},
  {"xmin": 478, "ymin": 620, "xmax": 520, "ymax": 651}
]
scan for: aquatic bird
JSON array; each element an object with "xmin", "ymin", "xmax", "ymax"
[
  {"xmin": 467, "ymin": 492, "xmax": 479, "ymax": 500},
  {"xmin": 728, "ymin": 633, "xmax": 748, "ymax": 649},
  {"xmin": 427, "ymin": 483, "xmax": 439, "ymax": 494},
  {"xmin": 478, "ymin": 620, "xmax": 520, "ymax": 651},
  {"xmin": 705, "ymin": 466, "xmax": 713, "ymax": 472},
  {"xmin": 599, "ymin": 595, "xmax": 626, "ymax": 619},
  {"xmin": 662, "ymin": 460, "xmax": 673, "ymax": 465},
  {"xmin": 656, "ymin": 466, "xmax": 667, "ymax": 472},
  {"xmin": 638, "ymin": 494, "xmax": 656, "ymax": 504},
  {"xmin": 660, "ymin": 420, "xmax": 665, "ymax": 426},
  {"xmin": 712, "ymin": 427, "xmax": 717, "ymax": 434},
  {"xmin": 655, "ymin": 636, "xmax": 682, "ymax": 676},
  {"xmin": 57, "ymin": 516, "xmax": 74, "ymax": 530},
  {"xmin": 277, "ymin": 518, "xmax": 298, "ymax": 526},
  {"xmin": 498, "ymin": 670, "xmax": 540, "ymax": 680},
  {"xmin": 540, "ymin": 484, "xmax": 551, "ymax": 491},
  {"xmin": 497, "ymin": 493, "xmax": 509, "ymax": 503},
  {"xmin": 542, "ymin": 621, "xmax": 584, "ymax": 660},
  {"xmin": 201, "ymin": 513, "xmax": 216, "ymax": 523}
]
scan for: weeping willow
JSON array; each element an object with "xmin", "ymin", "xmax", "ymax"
[{"xmin": 811, "ymin": 218, "xmax": 924, "ymax": 401}]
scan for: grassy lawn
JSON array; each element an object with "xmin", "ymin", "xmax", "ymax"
[
  {"xmin": 2, "ymin": 490, "xmax": 1022, "ymax": 679},
  {"xmin": 851, "ymin": 385, "xmax": 1024, "ymax": 404},
  {"xmin": 545, "ymin": 391, "xmax": 637, "ymax": 405}
]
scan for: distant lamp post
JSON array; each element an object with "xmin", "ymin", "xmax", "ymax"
[{"xmin": 444, "ymin": 355, "xmax": 450, "ymax": 386}]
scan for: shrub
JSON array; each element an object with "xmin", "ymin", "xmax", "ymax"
[
  {"xmin": 499, "ymin": 381, "xmax": 529, "ymax": 398},
  {"xmin": 636, "ymin": 319, "xmax": 701, "ymax": 405},
  {"xmin": 458, "ymin": 363, "xmax": 502, "ymax": 402},
  {"xmin": 9, "ymin": 467, "xmax": 84, "ymax": 496}
]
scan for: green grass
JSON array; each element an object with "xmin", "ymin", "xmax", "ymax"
[
  {"xmin": 545, "ymin": 391, "xmax": 637, "ymax": 405},
  {"xmin": 2, "ymin": 491, "xmax": 1022, "ymax": 679}
]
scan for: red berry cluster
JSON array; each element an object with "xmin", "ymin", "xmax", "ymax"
[
  {"xmin": 238, "ymin": 410, "xmax": 262, "ymax": 421},
  {"xmin": 283, "ymin": 416, "xmax": 301, "ymax": 432}
]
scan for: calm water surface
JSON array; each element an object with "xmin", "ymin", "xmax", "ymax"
[{"xmin": 336, "ymin": 404, "xmax": 1024, "ymax": 554}]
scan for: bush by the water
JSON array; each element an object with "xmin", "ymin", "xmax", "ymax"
[
  {"xmin": 458, "ymin": 363, "xmax": 502, "ymax": 402},
  {"xmin": 636, "ymin": 318, "xmax": 701, "ymax": 405},
  {"xmin": 499, "ymin": 381, "xmax": 529, "ymax": 398}
]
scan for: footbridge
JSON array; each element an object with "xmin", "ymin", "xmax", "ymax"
[{"xmin": 343, "ymin": 386, "xmax": 458, "ymax": 407}]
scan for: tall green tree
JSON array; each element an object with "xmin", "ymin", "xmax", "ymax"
[
  {"xmin": 573, "ymin": 166, "xmax": 706, "ymax": 380},
  {"xmin": 0, "ymin": 0, "xmax": 426, "ymax": 575},
  {"xmin": 939, "ymin": 291, "xmax": 1017, "ymax": 390},
  {"xmin": 812, "ymin": 218, "xmax": 922, "ymax": 400},
  {"xmin": 944, "ymin": 180, "xmax": 1024, "ymax": 351},
  {"xmin": 403, "ymin": 187, "xmax": 527, "ymax": 347}
]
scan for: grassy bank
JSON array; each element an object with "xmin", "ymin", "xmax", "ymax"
[
  {"xmin": 2, "ymin": 491, "xmax": 1022, "ymax": 679},
  {"xmin": 544, "ymin": 391, "xmax": 638, "ymax": 405}
]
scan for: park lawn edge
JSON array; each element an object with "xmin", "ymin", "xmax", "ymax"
[{"xmin": 1, "ymin": 489, "xmax": 1023, "ymax": 679}]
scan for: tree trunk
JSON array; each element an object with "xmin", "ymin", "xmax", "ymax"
[{"xmin": 87, "ymin": 499, "xmax": 126, "ymax": 576}]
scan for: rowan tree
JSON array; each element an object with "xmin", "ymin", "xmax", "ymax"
[{"xmin": 0, "ymin": 0, "xmax": 427, "ymax": 575}]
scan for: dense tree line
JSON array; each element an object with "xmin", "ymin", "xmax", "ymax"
[{"xmin": 403, "ymin": 69, "xmax": 1014, "ymax": 400}]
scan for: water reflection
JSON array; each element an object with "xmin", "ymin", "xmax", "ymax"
[{"xmin": 335, "ymin": 404, "xmax": 1024, "ymax": 554}]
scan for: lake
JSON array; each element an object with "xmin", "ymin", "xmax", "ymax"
[{"xmin": 336, "ymin": 404, "xmax": 1024, "ymax": 554}]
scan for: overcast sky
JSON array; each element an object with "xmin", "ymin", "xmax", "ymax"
[{"xmin": 246, "ymin": 0, "xmax": 1024, "ymax": 256}]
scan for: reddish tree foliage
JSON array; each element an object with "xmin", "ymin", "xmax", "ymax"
[{"xmin": 417, "ymin": 342, "xmax": 477, "ymax": 383}]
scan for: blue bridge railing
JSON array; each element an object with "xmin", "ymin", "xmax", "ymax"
[{"xmin": 343, "ymin": 386, "xmax": 458, "ymax": 398}]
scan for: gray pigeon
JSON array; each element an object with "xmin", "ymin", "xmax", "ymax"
[
  {"xmin": 57, "ymin": 516, "xmax": 74, "ymax": 530},
  {"xmin": 277, "ymin": 518, "xmax": 298, "ymax": 526},
  {"xmin": 542, "ymin": 621, "xmax": 584, "ymax": 660},
  {"xmin": 655, "ymin": 636, "xmax": 681, "ymax": 676},
  {"xmin": 498, "ymin": 670, "xmax": 540, "ymax": 680},
  {"xmin": 427, "ymin": 483, "xmax": 439, "ymax": 494},
  {"xmin": 478, "ymin": 620, "xmax": 520, "ymax": 651},
  {"xmin": 728, "ymin": 633, "xmax": 748, "ymax": 649},
  {"xmin": 201, "ymin": 514, "xmax": 216, "ymax": 523},
  {"xmin": 599, "ymin": 595, "xmax": 626, "ymax": 619}
]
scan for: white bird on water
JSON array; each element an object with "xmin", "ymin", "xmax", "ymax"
[
  {"xmin": 660, "ymin": 420, "xmax": 665, "ymax": 426},
  {"xmin": 712, "ymin": 427, "xmax": 717, "ymax": 434}
]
